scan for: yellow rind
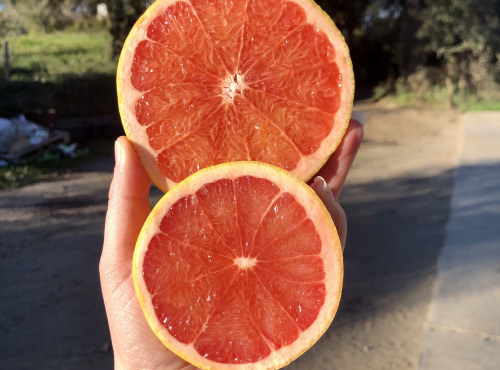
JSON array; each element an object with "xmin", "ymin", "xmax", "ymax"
[
  {"xmin": 132, "ymin": 161, "xmax": 343, "ymax": 370},
  {"xmin": 116, "ymin": 0, "xmax": 355, "ymax": 192}
]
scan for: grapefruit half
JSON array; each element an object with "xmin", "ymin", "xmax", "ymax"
[
  {"xmin": 117, "ymin": 0, "xmax": 354, "ymax": 191},
  {"xmin": 133, "ymin": 161, "xmax": 343, "ymax": 369}
]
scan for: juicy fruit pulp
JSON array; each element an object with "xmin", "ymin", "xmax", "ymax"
[
  {"xmin": 119, "ymin": 0, "xmax": 353, "ymax": 191},
  {"xmin": 134, "ymin": 162, "xmax": 343, "ymax": 369},
  {"xmin": 145, "ymin": 178, "xmax": 324, "ymax": 363}
]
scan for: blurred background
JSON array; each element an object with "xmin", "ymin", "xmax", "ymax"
[
  {"xmin": 0, "ymin": 0, "xmax": 499, "ymax": 177},
  {"xmin": 0, "ymin": 1, "xmax": 499, "ymax": 369}
]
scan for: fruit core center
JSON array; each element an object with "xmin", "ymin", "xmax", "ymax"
[
  {"xmin": 234, "ymin": 256, "xmax": 257, "ymax": 269},
  {"xmin": 221, "ymin": 73, "xmax": 245, "ymax": 102}
]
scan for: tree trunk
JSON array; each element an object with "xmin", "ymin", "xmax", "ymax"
[
  {"xmin": 4, "ymin": 42, "xmax": 10, "ymax": 82},
  {"xmin": 457, "ymin": 52, "xmax": 471, "ymax": 90},
  {"xmin": 445, "ymin": 62, "xmax": 455, "ymax": 109},
  {"xmin": 399, "ymin": 0, "xmax": 425, "ymax": 82}
]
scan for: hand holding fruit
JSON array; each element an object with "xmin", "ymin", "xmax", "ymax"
[{"xmin": 100, "ymin": 117, "xmax": 364, "ymax": 369}]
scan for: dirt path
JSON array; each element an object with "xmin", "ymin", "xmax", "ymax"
[
  {"xmin": 0, "ymin": 102, "xmax": 463, "ymax": 369},
  {"xmin": 289, "ymin": 102, "xmax": 463, "ymax": 369}
]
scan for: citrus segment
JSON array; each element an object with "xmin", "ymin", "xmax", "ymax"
[
  {"xmin": 195, "ymin": 178, "xmax": 242, "ymax": 251},
  {"xmin": 239, "ymin": 0, "xmax": 307, "ymax": 74},
  {"xmin": 190, "ymin": 0, "xmax": 247, "ymax": 74},
  {"xmin": 158, "ymin": 194, "xmax": 238, "ymax": 258},
  {"xmin": 143, "ymin": 1, "xmax": 227, "ymax": 79},
  {"xmin": 234, "ymin": 95, "xmax": 301, "ymax": 170},
  {"xmin": 244, "ymin": 271, "xmax": 300, "ymax": 349},
  {"xmin": 133, "ymin": 162, "xmax": 343, "ymax": 369},
  {"xmin": 250, "ymin": 192, "xmax": 308, "ymax": 257},
  {"xmin": 254, "ymin": 266, "xmax": 326, "ymax": 330},
  {"xmin": 242, "ymin": 89, "xmax": 335, "ymax": 155},
  {"xmin": 257, "ymin": 218, "xmax": 321, "ymax": 260},
  {"xmin": 118, "ymin": 0, "xmax": 354, "ymax": 191},
  {"xmin": 233, "ymin": 175, "xmax": 280, "ymax": 255},
  {"xmin": 194, "ymin": 272, "xmax": 273, "ymax": 364},
  {"xmin": 257, "ymin": 256, "xmax": 325, "ymax": 282},
  {"xmin": 148, "ymin": 260, "xmax": 239, "ymax": 343}
]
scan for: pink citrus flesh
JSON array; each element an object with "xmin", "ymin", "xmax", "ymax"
[
  {"xmin": 118, "ymin": 0, "xmax": 354, "ymax": 191},
  {"xmin": 133, "ymin": 161, "xmax": 343, "ymax": 369}
]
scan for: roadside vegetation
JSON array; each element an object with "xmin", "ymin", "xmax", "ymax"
[
  {"xmin": 1, "ymin": 0, "xmax": 499, "ymax": 114},
  {"xmin": 0, "ymin": 31, "xmax": 117, "ymax": 118},
  {"xmin": 2, "ymin": 32, "xmax": 114, "ymax": 81},
  {"xmin": 0, "ymin": 3, "xmax": 117, "ymax": 188},
  {"xmin": 0, "ymin": 138, "xmax": 114, "ymax": 190},
  {"xmin": 0, "ymin": 0, "xmax": 498, "ymax": 188}
]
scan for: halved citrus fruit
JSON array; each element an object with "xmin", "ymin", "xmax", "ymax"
[
  {"xmin": 118, "ymin": 0, "xmax": 354, "ymax": 191},
  {"xmin": 133, "ymin": 161, "xmax": 343, "ymax": 369}
]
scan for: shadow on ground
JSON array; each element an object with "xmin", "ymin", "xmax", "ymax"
[
  {"xmin": 291, "ymin": 162, "xmax": 500, "ymax": 369},
  {"xmin": 1, "ymin": 162, "xmax": 498, "ymax": 369}
]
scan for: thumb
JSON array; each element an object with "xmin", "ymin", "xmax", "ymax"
[{"xmin": 101, "ymin": 137, "xmax": 152, "ymax": 279}]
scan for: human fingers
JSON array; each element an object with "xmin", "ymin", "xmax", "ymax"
[
  {"xmin": 313, "ymin": 112, "xmax": 365, "ymax": 199},
  {"xmin": 100, "ymin": 137, "xmax": 168, "ymax": 368},
  {"xmin": 311, "ymin": 176, "xmax": 347, "ymax": 249},
  {"xmin": 101, "ymin": 136, "xmax": 151, "ymax": 284}
]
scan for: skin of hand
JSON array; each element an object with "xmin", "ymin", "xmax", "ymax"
[{"xmin": 100, "ymin": 117, "xmax": 364, "ymax": 369}]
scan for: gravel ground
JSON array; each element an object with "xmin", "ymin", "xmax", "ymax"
[{"xmin": 0, "ymin": 102, "xmax": 463, "ymax": 369}]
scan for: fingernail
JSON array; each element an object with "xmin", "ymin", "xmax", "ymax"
[
  {"xmin": 314, "ymin": 176, "xmax": 336, "ymax": 201},
  {"xmin": 351, "ymin": 111, "xmax": 366, "ymax": 127},
  {"xmin": 114, "ymin": 140, "xmax": 122, "ymax": 167}
]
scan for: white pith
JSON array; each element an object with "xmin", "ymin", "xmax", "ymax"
[
  {"xmin": 234, "ymin": 256, "xmax": 257, "ymax": 269},
  {"xmin": 222, "ymin": 73, "xmax": 246, "ymax": 103}
]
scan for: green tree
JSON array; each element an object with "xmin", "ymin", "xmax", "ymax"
[
  {"xmin": 418, "ymin": 0, "xmax": 500, "ymax": 103},
  {"xmin": 4, "ymin": 0, "xmax": 82, "ymax": 34},
  {"xmin": 0, "ymin": 1, "xmax": 24, "ymax": 37},
  {"xmin": 316, "ymin": 0, "xmax": 372, "ymax": 44},
  {"xmin": 2, "ymin": 0, "xmax": 107, "ymax": 35},
  {"xmin": 398, "ymin": 0, "xmax": 424, "ymax": 80},
  {"xmin": 317, "ymin": 0, "xmax": 403, "ymax": 88},
  {"xmin": 362, "ymin": 0, "xmax": 403, "ymax": 88},
  {"xmin": 108, "ymin": 0, "xmax": 150, "ymax": 58}
]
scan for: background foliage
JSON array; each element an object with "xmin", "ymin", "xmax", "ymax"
[{"xmin": 0, "ymin": 0, "xmax": 499, "ymax": 114}]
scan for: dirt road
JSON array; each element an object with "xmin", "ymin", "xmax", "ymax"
[{"xmin": 0, "ymin": 102, "xmax": 462, "ymax": 369}]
